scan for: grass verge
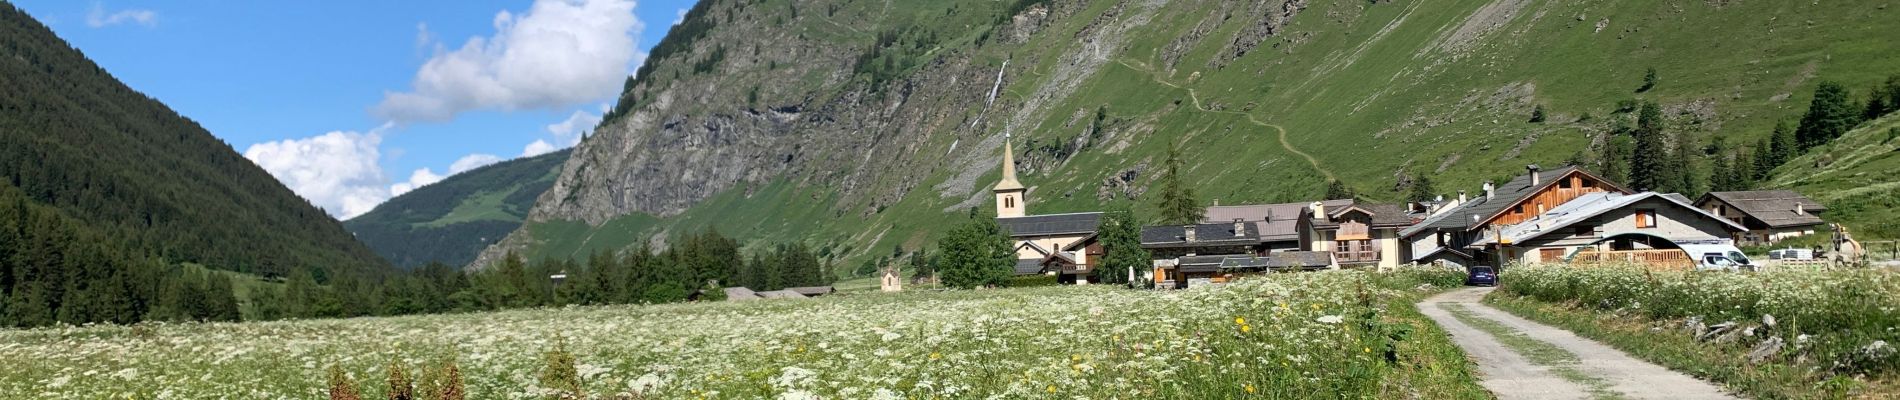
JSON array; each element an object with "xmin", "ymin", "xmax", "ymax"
[{"xmin": 1485, "ymin": 292, "xmax": 1886, "ymax": 400}]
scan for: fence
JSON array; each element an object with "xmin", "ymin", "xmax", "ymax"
[{"xmin": 1569, "ymin": 249, "xmax": 1693, "ymax": 271}]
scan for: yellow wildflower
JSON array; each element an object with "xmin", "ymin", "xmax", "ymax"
[
  {"xmin": 1234, "ymin": 316, "xmax": 1246, "ymax": 325},
  {"xmin": 930, "ymin": 352, "xmax": 942, "ymax": 360},
  {"xmin": 1047, "ymin": 385, "xmax": 1058, "ymax": 393},
  {"xmin": 1241, "ymin": 324, "xmax": 1251, "ymax": 333},
  {"xmin": 1245, "ymin": 383, "xmax": 1256, "ymax": 394}
]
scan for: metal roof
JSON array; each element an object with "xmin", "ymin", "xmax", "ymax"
[
  {"xmin": 1401, "ymin": 166, "xmax": 1627, "ymax": 237},
  {"xmin": 1204, "ymin": 200, "xmax": 1352, "ymax": 242},
  {"xmin": 1481, "ymin": 192, "xmax": 1746, "ymax": 245},
  {"xmin": 996, "ymin": 212, "xmax": 1103, "ymax": 237}
]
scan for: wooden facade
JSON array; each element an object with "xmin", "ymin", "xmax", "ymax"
[{"xmin": 1486, "ymin": 173, "xmax": 1616, "ymax": 226}]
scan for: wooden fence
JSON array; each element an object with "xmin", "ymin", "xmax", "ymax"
[{"xmin": 1570, "ymin": 249, "xmax": 1694, "ymax": 271}]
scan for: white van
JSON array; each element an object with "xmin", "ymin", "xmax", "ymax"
[{"xmin": 1680, "ymin": 243, "xmax": 1753, "ymax": 271}]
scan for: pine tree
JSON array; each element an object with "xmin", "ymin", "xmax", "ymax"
[
  {"xmin": 1094, "ymin": 206, "xmax": 1148, "ymax": 285},
  {"xmin": 1325, "ymin": 180, "xmax": 1356, "ymax": 201},
  {"xmin": 1599, "ymin": 135, "xmax": 1633, "ymax": 185},
  {"xmin": 936, "ymin": 217, "xmax": 1013, "ymax": 289},
  {"xmin": 1796, "ymin": 81, "xmax": 1861, "ymax": 149},
  {"xmin": 1407, "ymin": 173, "xmax": 1436, "ymax": 203},
  {"xmin": 1665, "ymin": 133, "xmax": 1701, "ymax": 196},
  {"xmin": 204, "ymin": 274, "xmax": 240, "ymax": 322},
  {"xmin": 1628, "ymin": 102, "xmax": 1670, "ymax": 191},
  {"xmin": 1638, "ymin": 67, "xmax": 1658, "ymax": 93},
  {"xmin": 1154, "ymin": 142, "xmax": 1204, "ymax": 225}
]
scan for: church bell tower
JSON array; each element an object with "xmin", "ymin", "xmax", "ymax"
[{"xmin": 994, "ymin": 134, "xmax": 1027, "ymax": 218}]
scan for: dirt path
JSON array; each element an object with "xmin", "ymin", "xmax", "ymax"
[
  {"xmin": 1419, "ymin": 288, "xmax": 1738, "ymax": 400},
  {"xmin": 1110, "ymin": 59, "xmax": 1337, "ymax": 181}
]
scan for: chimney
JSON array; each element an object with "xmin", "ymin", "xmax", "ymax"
[
  {"xmin": 1527, "ymin": 164, "xmax": 1543, "ymax": 185},
  {"xmin": 1483, "ymin": 182, "xmax": 1496, "ymax": 200},
  {"xmin": 1458, "ymin": 190, "xmax": 1468, "ymax": 203},
  {"xmin": 1310, "ymin": 201, "xmax": 1327, "ymax": 220},
  {"xmin": 1795, "ymin": 203, "xmax": 1805, "ymax": 215},
  {"xmin": 1213, "ymin": 199, "xmax": 1220, "ymax": 206},
  {"xmin": 1183, "ymin": 225, "xmax": 1198, "ymax": 242},
  {"xmin": 1234, "ymin": 218, "xmax": 1246, "ymax": 237}
]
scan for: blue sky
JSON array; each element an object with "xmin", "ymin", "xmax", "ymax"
[{"xmin": 14, "ymin": 0, "xmax": 697, "ymax": 218}]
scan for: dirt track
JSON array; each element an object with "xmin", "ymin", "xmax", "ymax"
[{"xmin": 1418, "ymin": 287, "xmax": 1738, "ymax": 400}]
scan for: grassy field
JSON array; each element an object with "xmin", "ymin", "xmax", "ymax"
[
  {"xmin": 0, "ymin": 269, "xmax": 1483, "ymax": 399},
  {"xmin": 1770, "ymin": 114, "xmax": 1900, "ymax": 241},
  {"xmin": 1491, "ymin": 263, "xmax": 1900, "ymax": 399}
]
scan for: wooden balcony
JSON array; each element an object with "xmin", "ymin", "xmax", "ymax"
[{"xmin": 1570, "ymin": 249, "xmax": 1692, "ymax": 271}]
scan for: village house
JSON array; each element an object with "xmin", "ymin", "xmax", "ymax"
[
  {"xmin": 1476, "ymin": 192, "xmax": 1746, "ymax": 268},
  {"xmin": 1298, "ymin": 201, "xmax": 1415, "ymax": 270},
  {"xmin": 1694, "ymin": 190, "xmax": 1828, "ymax": 245},
  {"xmin": 1402, "ymin": 165, "xmax": 1747, "ymax": 270},
  {"xmin": 1138, "ymin": 204, "xmax": 1351, "ymax": 288},
  {"xmin": 991, "ymin": 136, "xmax": 1102, "ymax": 284},
  {"xmin": 1401, "ymin": 165, "xmax": 1629, "ymax": 268}
]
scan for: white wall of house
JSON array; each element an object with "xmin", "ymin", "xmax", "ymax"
[
  {"xmin": 1014, "ymin": 235, "xmax": 1089, "ymax": 263},
  {"xmin": 1512, "ymin": 197, "xmax": 1735, "ymax": 264},
  {"xmin": 1377, "ymin": 229, "xmax": 1402, "ymax": 270}
]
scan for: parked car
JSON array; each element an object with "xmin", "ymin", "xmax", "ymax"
[{"xmin": 1465, "ymin": 266, "xmax": 1498, "ymax": 286}]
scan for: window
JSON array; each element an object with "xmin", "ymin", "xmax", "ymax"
[
  {"xmin": 1005, "ymin": 196, "xmax": 1014, "ymax": 208},
  {"xmin": 1635, "ymin": 209, "xmax": 1657, "ymax": 228},
  {"xmin": 1559, "ymin": 177, "xmax": 1575, "ymax": 189}
]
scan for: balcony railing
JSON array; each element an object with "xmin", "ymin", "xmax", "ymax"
[{"xmin": 1335, "ymin": 250, "xmax": 1379, "ymax": 263}]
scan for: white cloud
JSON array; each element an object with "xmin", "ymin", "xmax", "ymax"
[
  {"xmin": 389, "ymin": 168, "xmax": 446, "ymax": 197},
  {"xmin": 522, "ymin": 139, "xmax": 559, "ymax": 157},
  {"xmin": 673, "ymin": 8, "xmax": 687, "ymax": 25},
  {"xmin": 546, "ymin": 109, "xmax": 602, "ymax": 145},
  {"xmin": 449, "ymin": 153, "xmax": 504, "ymax": 173},
  {"xmin": 373, "ymin": 0, "xmax": 643, "ymax": 123},
  {"xmin": 86, "ymin": 2, "xmax": 157, "ymax": 28},
  {"xmin": 243, "ymin": 127, "xmax": 393, "ymax": 219}
]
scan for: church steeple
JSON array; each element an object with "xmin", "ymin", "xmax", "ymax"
[{"xmin": 994, "ymin": 133, "xmax": 1027, "ymax": 218}]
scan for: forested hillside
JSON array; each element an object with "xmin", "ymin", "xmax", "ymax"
[
  {"xmin": 345, "ymin": 149, "xmax": 570, "ymax": 268},
  {"xmin": 473, "ymin": 0, "xmax": 1900, "ymax": 271},
  {"xmin": 0, "ymin": 4, "xmax": 391, "ymax": 326}
]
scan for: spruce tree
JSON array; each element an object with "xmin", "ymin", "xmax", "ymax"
[
  {"xmin": 1599, "ymin": 135, "xmax": 1633, "ymax": 185},
  {"xmin": 936, "ymin": 217, "xmax": 1013, "ymax": 289},
  {"xmin": 1094, "ymin": 206, "xmax": 1149, "ymax": 285},
  {"xmin": 1529, "ymin": 105, "xmax": 1547, "ymax": 123},
  {"xmin": 1638, "ymin": 67, "xmax": 1658, "ymax": 93},
  {"xmin": 1769, "ymin": 120, "xmax": 1797, "ymax": 166},
  {"xmin": 1628, "ymin": 102, "xmax": 1670, "ymax": 191},
  {"xmin": 1154, "ymin": 142, "xmax": 1204, "ymax": 225},
  {"xmin": 1796, "ymin": 81, "xmax": 1861, "ymax": 149},
  {"xmin": 1666, "ymin": 133, "xmax": 1700, "ymax": 196}
]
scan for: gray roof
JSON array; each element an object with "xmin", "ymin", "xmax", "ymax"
[
  {"xmin": 787, "ymin": 286, "xmax": 834, "ymax": 296},
  {"xmin": 1481, "ymin": 192, "xmax": 1746, "ymax": 245},
  {"xmin": 1140, "ymin": 222, "xmax": 1261, "ymax": 248},
  {"xmin": 1177, "ymin": 254, "xmax": 1246, "ymax": 273},
  {"xmin": 1697, "ymin": 190, "xmax": 1828, "ymax": 228},
  {"xmin": 1266, "ymin": 251, "xmax": 1334, "ymax": 268},
  {"xmin": 1312, "ymin": 203, "xmax": 1416, "ymax": 229},
  {"xmin": 1204, "ymin": 200, "xmax": 1352, "ymax": 242},
  {"xmin": 1402, "ymin": 166, "xmax": 1626, "ymax": 237},
  {"xmin": 1182, "ymin": 252, "xmax": 1334, "ymax": 272},
  {"xmin": 756, "ymin": 290, "xmax": 807, "ymax": 299},
  {"xmin": 723, "ymin": 287, "xmax": 761, "ymax": 300},
  {"xmin": 1014, "ymin": 258, "xmax": 1046, "ymax": 275},
  {"xmin": 996, "ymin": 212, "xmax": 1102, "ymax": 237}
]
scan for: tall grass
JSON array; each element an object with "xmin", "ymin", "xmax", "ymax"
[{"xmin": 1501, "ymin": 264, "xmax": 1900, "ymax": 375}]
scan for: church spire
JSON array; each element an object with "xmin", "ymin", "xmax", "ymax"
[{"xmin": 993, "ymin": 133, "xmax": 1024, "ymax": 192}]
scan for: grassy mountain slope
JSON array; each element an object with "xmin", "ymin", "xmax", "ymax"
[
  {"xmin": 0, "ymin": 3, "xmax": 388, "ymax": 277},
  {"xmin": 344, "ymin": 149, "xmax": 570, "ymax": 268},
  {"xmin": 1769, "ymin": 114, "xmax": 1900, "ymax": 239},
  {"xmin": 481, "ymin": 0, "xmax": 1900, "ymax": 273}
]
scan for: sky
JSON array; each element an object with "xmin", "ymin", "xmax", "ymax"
[{"xmin": 14, "ymin": 0, "xmax": 698, "ymax": 219}]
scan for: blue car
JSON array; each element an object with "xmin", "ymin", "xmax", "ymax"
[{"xmin": 1465, "ymin": 266, "xmax": 1498, "ymax": 286}]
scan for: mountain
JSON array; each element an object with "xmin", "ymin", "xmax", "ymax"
[
  {"xmin": 0, "ymin": 4, "xmax": 388, "ymax": 278},
  {"xmin": 344, "ymin": 149, "xmax": 570, "ymax": 268},
  {"xmin": 474, "ymin": 0, "xmax": 1900, "ymax": 270},
  {"xmin": 1770, "ymin": 114, "xmax": 1900, "ymax": 239}
]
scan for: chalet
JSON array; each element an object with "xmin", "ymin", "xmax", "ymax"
[
  {"xmin": 1298, "ymin": 202, "xmax": 1416, "ymax": 270},
  {"xmin": 1476, "ymin": 192, "xmax": 1746, "ymax": 268},
  {"xmin": 992, "ymin": 136, "xmax": 1102, "ymax": 283},
  {"xmin": 1203, "ymin": 200, "xmax": 1353, "ymax": 254},
  {"xmin": 1139, "ymin": 221, "xmax": 1258, "ymax": 288},
  {"xmin": 1694, "ymin": 190, "xmax": 1828, "ymax": 245},
  {"xmin": 1401, "ymin": 165, "xmax": 1630, "ymax": 268}
]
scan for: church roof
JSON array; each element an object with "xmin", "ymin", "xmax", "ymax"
[
  {"xmin": 993, "ymin": 138, "xmax": 1025, "ymax": 192},
  {"xmin": 997, "ymin": 212, "xmax": 1102, "ymax": 237}
]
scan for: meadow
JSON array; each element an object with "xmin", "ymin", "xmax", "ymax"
[
  {"xmin": 0, "ymin": 268, "xmax": 1481, "ymax": 399},
  {"xmin": 1492, "ymin": 264, "xmax": 1900, "ymax": 398}
]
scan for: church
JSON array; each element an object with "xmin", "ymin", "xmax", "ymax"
[{"xmin": 990, "ymin": 136, "xmax": 1103, "ymax": 284}]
